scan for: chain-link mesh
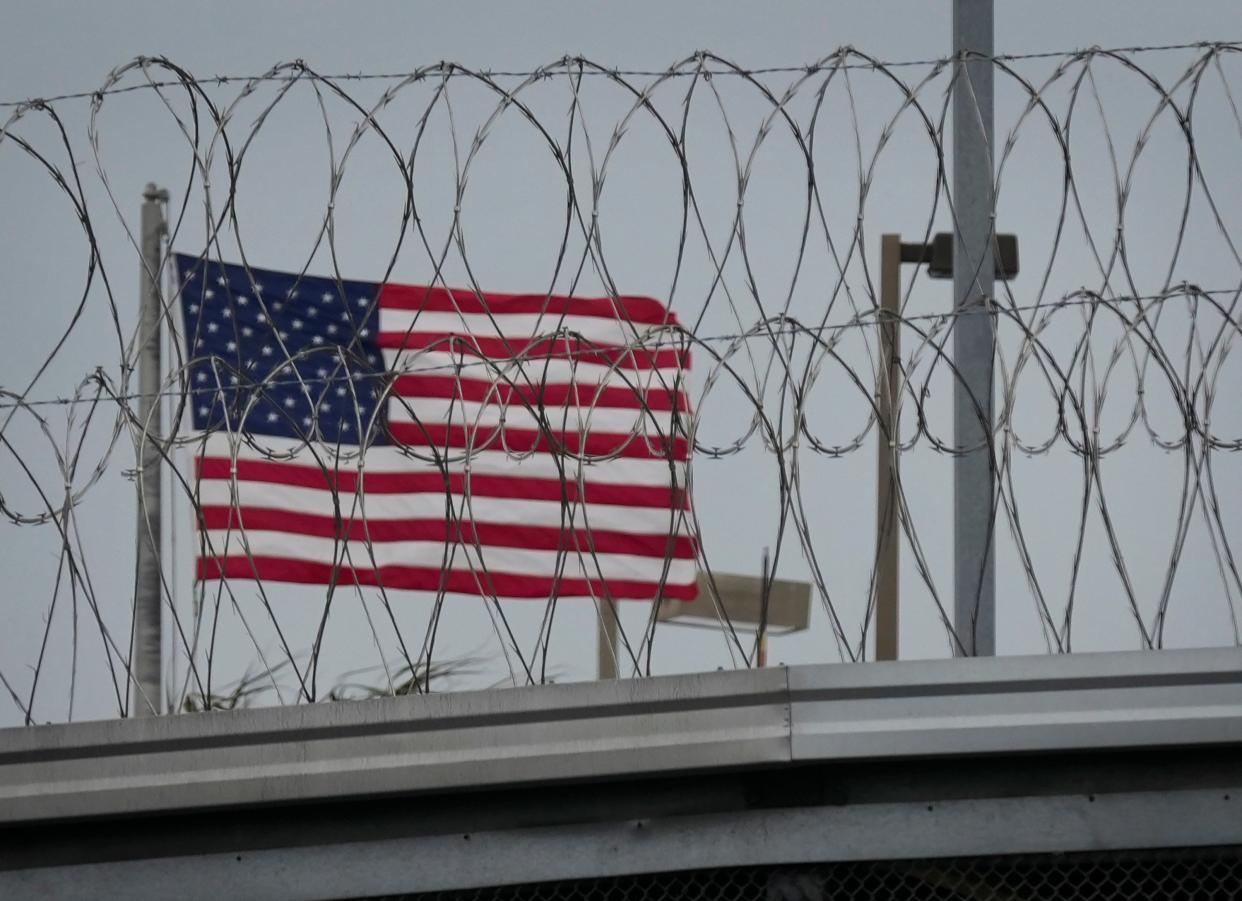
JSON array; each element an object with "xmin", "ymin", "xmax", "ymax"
[{"xmin": 373, "ymin": 847, "xmax": 1242, "ymax": 901}]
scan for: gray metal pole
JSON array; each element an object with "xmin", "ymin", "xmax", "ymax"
[
  {"xmin": 952, "ymin": 0, "xmax": 996, "ymax": 656},
  {"xmin": 133, "ymin": 183, "xmax": 168, "ymax": 715},
  {"xmin": 875, "ymin": 236, "xmax": 901, "ymax": 661},
  {"xmin": 597, "ymin": 600, "xmax": 619, "ymax": 680},
  {"xmin": 756, "ymin": 547, "xmax": 771, "ymax": 667}
]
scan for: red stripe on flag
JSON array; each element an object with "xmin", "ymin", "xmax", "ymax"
[
  {"xmin": 197, "ymin": 555, "xmax": 699, "ymax": 600},
  {"xmin": 377, "ymin": 332, "xmax": 689, "ymax": 371},
  {"xmin": 392, "ymin": 374, "xmax": 690, "ymax": 413},
  {"xmin": 200, "ymin": 506, "xmax": 696, "ymax": 558},
  {"xmin": 380, "ymin": 284, "xmax": 678, "ymax": 326}
]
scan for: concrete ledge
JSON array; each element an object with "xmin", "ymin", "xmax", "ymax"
[
  {"xmin": 789, "ymin": 647, "xmax": 1242, "ymax": 760},
  {"xmin": 0, "ymin": 647, "xmax": 1239, "ymax": 824}
]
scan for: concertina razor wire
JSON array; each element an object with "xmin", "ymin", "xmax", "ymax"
[{"xmin": 0, "ymin": 42, "xmax": 1239, "ymax": 723}]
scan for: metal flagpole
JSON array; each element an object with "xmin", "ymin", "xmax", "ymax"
[
  {"xmin": 133, "ymin": 183, "xmax": 168, "ymax": 715},
  {"xmin": 952, "ymin": 0, "xmax": 996, "ymax": 656}
]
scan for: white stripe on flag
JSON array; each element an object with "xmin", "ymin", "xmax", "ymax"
[
  {"xmin": 380, "ymin": 310, "xmax": 677, "ymax": 348},
  {"xmin": 195, "ymin": 480, "xmax": 691, "ymax": 534}
]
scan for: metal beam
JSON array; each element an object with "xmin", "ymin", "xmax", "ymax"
[
  {"xmin": 1, "ymin": 648, "xmax": 1238, "ymax": 825},
  {"xmin": 952, "ymin": 0, "xmax": 997, "ymax": 656}
]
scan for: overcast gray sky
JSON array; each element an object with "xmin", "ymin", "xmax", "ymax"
[{"xmin": 1, "ymin": 2, "xmax": 1239, "ymax": 726}]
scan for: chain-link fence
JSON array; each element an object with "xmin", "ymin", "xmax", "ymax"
[{"xmin": 373, "ymin": 847, "xmax": 1242, "ymax": 901}]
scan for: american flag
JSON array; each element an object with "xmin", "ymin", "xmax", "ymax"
[{"xmin": 174, "ymin": 254, "xmax": 697, "ymax": 601}]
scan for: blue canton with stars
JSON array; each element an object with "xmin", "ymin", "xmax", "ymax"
[{"xmin": 175, "ymin": 254, "xmax": 389, "ymax": 445}]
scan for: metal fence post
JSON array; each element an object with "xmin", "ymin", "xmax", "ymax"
[
  {"xmin": 133, "ymin": 183, "xmax": 168, "ymax": 715},
  {"xmin": 952, "ymin": 0, "xmax": 996, "ymax": 656},
  {"xmin": 876, "ymin": 235, "xmax": 902, "ymax": 661}
]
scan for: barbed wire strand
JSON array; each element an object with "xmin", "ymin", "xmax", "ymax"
[{"xmin": 0, "ymin": 43, "xmax": 1239, "ymax": 723}]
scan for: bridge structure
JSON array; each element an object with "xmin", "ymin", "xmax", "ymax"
[{"xmin": 2, "ymin": 647, "xmax": 1240, "ymax": 899}]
